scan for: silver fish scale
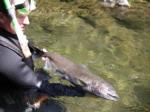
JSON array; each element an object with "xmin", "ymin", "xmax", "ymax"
[{"xmin": 45, "ymin": 52, "xmax": 119, "ymax": 101}]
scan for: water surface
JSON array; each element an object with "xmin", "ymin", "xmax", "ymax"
[{"xmin": 26, "ymin": 0, "xmax": 150, "ymax": 111}]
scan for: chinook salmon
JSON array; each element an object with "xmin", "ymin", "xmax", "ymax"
[{"xmin": 43, "ymin": 52, "xmax": 119, "ymax": 101}]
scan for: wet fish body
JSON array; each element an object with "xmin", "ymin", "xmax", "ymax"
[
  {"xmin": 102, "ymin": 0, "xmax": 130, "ymax": 8},
  {"xmin": 44, "ymin": 52, "xmax": 119, "ymax": 101}
]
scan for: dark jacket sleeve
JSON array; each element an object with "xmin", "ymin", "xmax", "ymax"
[{"xmin": 0, "ymin": 45, "xmax": 41, "ymax": 88}]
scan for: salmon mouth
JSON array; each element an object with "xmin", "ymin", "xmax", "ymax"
[{"xmin": 106, "ymin": 93, "xmax": 120, "ymax": 101}]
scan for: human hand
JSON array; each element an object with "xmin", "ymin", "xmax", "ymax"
[
  {"xmin": 40, "ymin": 48, "xmax": 51, "ymax": 71},
  {"xmin": 41, "ymin": 48, "xmax": 48, "ymax": 61}
]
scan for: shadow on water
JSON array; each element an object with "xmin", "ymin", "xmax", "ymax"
[
  {"xmin": 0, "ymin": 76, "xmax": 85, "ymax": 112},
  {"xmin": 134, "ymin": 86, "xmax": 150, "ymax": 106}
]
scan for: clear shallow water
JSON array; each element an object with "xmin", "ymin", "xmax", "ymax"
[{"xmin": 26, "ymin": 0, "xmax": 150, "ymax": 112}]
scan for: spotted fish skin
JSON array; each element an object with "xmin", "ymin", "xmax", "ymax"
[{"xmin": 44, "ymin": 52, "xmax": 119, "ymax": 101}]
